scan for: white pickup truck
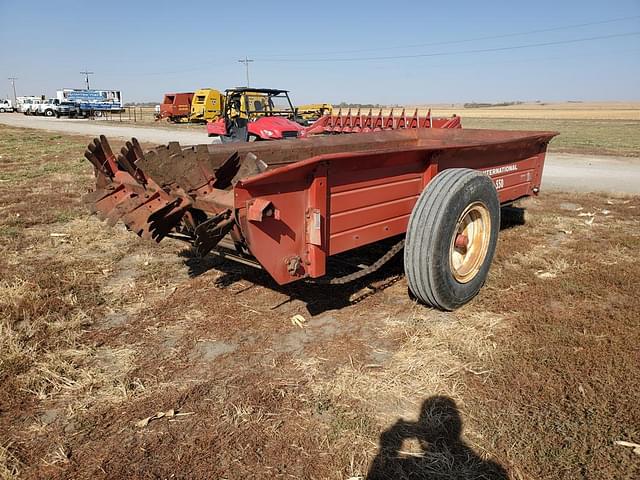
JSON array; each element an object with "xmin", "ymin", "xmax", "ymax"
[
  {"xmin": 0, "ymin": 99, "xmax": 14, "ymax": 112},
  {"xmin": 22, "ymin": 99, "xmax": 44, "ymax": 115},
  {"xmin": 36, "ymin": 99, "xmax": 60, "ymax": 117},
  {"xmin": 17, "ymin": 96, "xmax": 44, "ymax": 114}
]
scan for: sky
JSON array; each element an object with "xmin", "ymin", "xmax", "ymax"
[{"xmin": 1, "ymin": 0, "xmax": 639, "ymax": 104}]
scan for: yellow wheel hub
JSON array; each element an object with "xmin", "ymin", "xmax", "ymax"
[{"xmin": 449, "ymin": 202, "xmax": 491, "ymax": 283}]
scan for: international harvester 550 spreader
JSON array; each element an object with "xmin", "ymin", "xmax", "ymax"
[{"xmin": 84, "ymin": 125, "xmax": 556, "ymax": 310}]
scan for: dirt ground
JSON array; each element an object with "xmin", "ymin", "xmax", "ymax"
[{"xmin": 1, "ymin": 125, "xmax": 639, "ymax": 479}]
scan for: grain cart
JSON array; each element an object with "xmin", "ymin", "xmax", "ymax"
[{"xmin": 84, "ymin": 127, "xmax": 556, "ymax": 310}]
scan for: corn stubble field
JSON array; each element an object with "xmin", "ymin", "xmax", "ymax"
[{"xmin": 0, "ymin": 121, "xmax": 639, "ymax": 479}]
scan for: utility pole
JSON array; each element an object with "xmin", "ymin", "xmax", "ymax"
[
  {"xmin": 8, "ymin": 77, "xmax": 17, "ymax": 105},
  {"xmin": 237, "ymin": 56, "xmax": 254, "ymax": 87},
  {"xmin": 80, "ymin": 70, "xmax": 94, "ymax": 90}
]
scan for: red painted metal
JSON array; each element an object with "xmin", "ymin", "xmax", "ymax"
[
  {"xmin": 455, "ymin": 234, "xmax": 469, "ymax": 250},
  {"xmin": 207, "ymin": 116, "xmax": 304, "ymax": 139},
  {"xmin": 301, "ymin": 108, "xmax": 461, "ymax": 136},
  {"xmin": 207, "ymin": 108, "xmax": 460, "ymax": 139},
  {"xmin": 157, "ymin": 92, "xmax": 194, "ymax": 122},
  {"xmin": 85, "ymin": 127, "xmax": 557, "ymax": 286}
]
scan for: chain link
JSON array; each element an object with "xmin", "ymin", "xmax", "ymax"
[{"xmin": 312, "ymin": 239, "xmax": 405, "ymax": 285}]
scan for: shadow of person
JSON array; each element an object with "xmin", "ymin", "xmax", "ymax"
[{"xmin": 367, "ymin": 396, "xmax": 508, "ymax": 480}]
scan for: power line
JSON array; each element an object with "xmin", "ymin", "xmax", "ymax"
[
  {"xmin": 255, "ymin": 31, "xmax": 640, "ymax": 63},
  {"xmin": 128, "ymin": 18, "xmax": 640, "ymax": 76},
  {"xmin": 80, "ymin": 70, "xmax": 94, "ymax": 89},
  {"xmin": 256, "ymin": 14, "xmax": 640, "ymax": 59},
  {"xmin": 380, "ymin": 46, "xmax": 640, "ymax": 73},
  {"xmin": 132, "ymin": 45, "xmax": 640, "ymax": 79},
  {"xmin": 238, "ymin": 56, "xmax": 254, "ymax": 86}
]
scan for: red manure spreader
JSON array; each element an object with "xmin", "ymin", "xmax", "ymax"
[{"xmin": 84, "ymin": 125, "xmax": 556, "ymax": 310}]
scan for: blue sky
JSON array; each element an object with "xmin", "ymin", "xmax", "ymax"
[{"xmin": 1, "ymin": 0, "xmax": 639, "ymax": 104}]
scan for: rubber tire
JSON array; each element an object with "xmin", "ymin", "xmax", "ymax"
[
  {"xmin": 0, "ymin": 108, "xmax": 5, "ymax": 113},
  {"xmin": 404, "ymin": 168, "xmax": 500, "ymax": 310},
  {"xmin": 45, "ymin": 109, "xmax": 54, "ymax": 117}
]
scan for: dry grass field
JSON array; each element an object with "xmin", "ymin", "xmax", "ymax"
[
  {"xmin": 430, "ymin": 102, "xmax": 640, "ymax": 157},
  {"xmin": 1, "ymin": 125, "xmax": 639, "ymax": 479},
  {"xmin": 106, "ymin": 101, "xmax": 640, "ymax": 157},
  {"xmin": 374, "ymin": 102, "xmax": 640, "ymax": 156},
  {"xmin": 462, "ymin": 117, "xmax": 640, "ymax": 157},
  {"xmin": 429, "ymin": 101, "xmax": 640, "ymax": 120}
]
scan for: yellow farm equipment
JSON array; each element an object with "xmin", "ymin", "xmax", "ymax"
[
  {"xmin": 295, "ymin": 103, "xmax": 333, "ymax": 125},
  {"xmin": 189, "ymin": 88, "xmax": 224, "ymax": 123}
]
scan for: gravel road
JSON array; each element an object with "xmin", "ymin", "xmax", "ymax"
[
  {"xmin": 541, "ymin": 153, "xmax": 640, "ymax": 194},
  {"xmin": 0, "ymin": 114, "xmax": 210, "ymax": 145},
  {"xmin": 1, "ymin": 114, "xmax": 639, "ymax": 194}
]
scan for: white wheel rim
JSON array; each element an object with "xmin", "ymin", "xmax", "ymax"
[{"xmin": 449, "ymin": 202, "xmax": 491, "ymax": 283}]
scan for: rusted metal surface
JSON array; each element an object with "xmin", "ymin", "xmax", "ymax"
[
  {"xmin": 85, "ymin": 127, "xmax": 557, "ymax": 286},
  {"xmin": 302, "ymin": 108, "xmax": 461, "ymax": 136}
]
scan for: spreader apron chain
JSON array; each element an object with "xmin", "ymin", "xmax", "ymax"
[{"xmin": 312, "ymin": 238, "xmax": 405, "ymax": 285}]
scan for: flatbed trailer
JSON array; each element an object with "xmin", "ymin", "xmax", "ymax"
[{"xmin": 85, "ymin": 127, "xmax": 557, "ymax": 310}]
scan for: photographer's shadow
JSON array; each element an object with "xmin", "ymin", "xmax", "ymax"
[{"xmin": 367, "ymin": 396, "xmax": 508, "ymax": 480}]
